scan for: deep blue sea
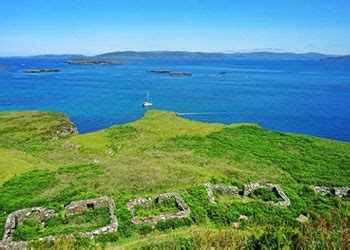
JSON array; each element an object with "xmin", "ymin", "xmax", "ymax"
[{"xmin": 0, "ymin": 58, "xmax": 349, "ymax": 142}]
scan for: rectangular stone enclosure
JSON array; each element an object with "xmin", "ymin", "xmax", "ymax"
[{"xmin": 127, "ymin": 192, "xmax": 191, "ymax": 225}]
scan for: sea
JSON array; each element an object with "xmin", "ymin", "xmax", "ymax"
[{"xmin": 0, "ymin": 58, "xmax": 349, "ymax": 142}]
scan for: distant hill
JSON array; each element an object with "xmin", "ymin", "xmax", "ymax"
[
  {"xmin": 30, "ymin": 54, "xmax": 86, "ymax": 59},
  {"xmin": 96, "ymin": 51, "xmax": 333, "ymax": 60},
  {"xmin": 321, "ymin": 55, "xmax": 350, "ymax": 61}
]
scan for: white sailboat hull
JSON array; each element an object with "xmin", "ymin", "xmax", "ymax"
[{"xmin": 143, "ymin": 102, "xmax": 152, "ymax": 107}]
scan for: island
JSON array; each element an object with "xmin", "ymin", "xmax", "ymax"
[
  {"xmin": 169, "ymin": 71, "xmax": 192, "ymax": 76},
  {"xmin": 23, "ymin": 69, "xmax": 61, "ymax": 73},
  {"xmin": 148, "ymin": 69, "xmax": 172, "ymax": 74},
  {"xmin": 320, "ymin": 55, "xmax": 350, "ymax": 61},
  {"xmin": 66, "ymin": 59, "xmax": 124, "ymax": 65},
  {"xmin": 148, "ymin": 69, "xmax": 192, "ymax": 76}
]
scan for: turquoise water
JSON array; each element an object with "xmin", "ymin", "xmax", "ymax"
[{"xmin": 0, "ymin": 58, "xmax": 349, "ymax": 142}]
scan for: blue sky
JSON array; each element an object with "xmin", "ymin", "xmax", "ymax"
[{"xmin": 0, "ymin": 0, "xmax": 349, "ymax": 56}]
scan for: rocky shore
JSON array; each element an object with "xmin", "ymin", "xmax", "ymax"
[
  {"xmin": 23, "ymin": 69, "xmax": 61, "ymax": 73},
  {"xmin": 148, "ymin": 69, "xmax": 192, "ymax": 76}
]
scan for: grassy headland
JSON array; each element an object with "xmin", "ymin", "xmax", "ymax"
[{"xmin": 0, "ymin": 110, "xmax": 349, "ymax": 248}]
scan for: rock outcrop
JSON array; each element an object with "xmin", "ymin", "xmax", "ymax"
[{"xmin": 51, "ymin": 116, "xmax": 78, "ymax": 139}]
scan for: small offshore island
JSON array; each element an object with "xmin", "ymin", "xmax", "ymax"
[
  {"xmin": 66, "ymin": 59, "xmax": 124, "ymax": 65},
  {"xmin": 148, "ymin": 69, "xmax": 192, "ymax": 76},
  {"xmin": 23, "ymin": 69, "xmax": 61, "ymax": 74}
]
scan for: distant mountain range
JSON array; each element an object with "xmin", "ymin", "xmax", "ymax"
[
  {"xmin": 95, "ymin": 51, "xmax": 335, "ymax": 61},
  {"xmin": 4, "ymin": 51, "xmax": 348, "ymax": 61},
  {"xmin": 31, "ymin": 54, "xmax": 86, "ymax": 59}
]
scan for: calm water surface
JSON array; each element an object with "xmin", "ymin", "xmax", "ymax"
[{"xmin": 0, "ymin": 58, "xmax": 349, "ymax": 142}]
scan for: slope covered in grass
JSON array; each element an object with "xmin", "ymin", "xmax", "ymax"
[{"xmin": 0, "ymin": 110, "xmax": 349, "ymax": 249}]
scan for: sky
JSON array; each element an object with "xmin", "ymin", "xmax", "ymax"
[{"xmin": 0, "ymin": 0, "xmax": 349, "ymax": 56}]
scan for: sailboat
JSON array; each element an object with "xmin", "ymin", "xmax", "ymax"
[{"xmin": 143, "ymin": 90, "xmax": 153, "ymax": 107}]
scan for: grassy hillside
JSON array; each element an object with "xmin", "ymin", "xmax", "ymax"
[{"xmin": 0, "ymin": 110, "xmax": 349, "ymax": 249}]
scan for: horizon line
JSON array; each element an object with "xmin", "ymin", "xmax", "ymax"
[{"xmin": 0, "ymin": 50, "xmax": 346, "ymax": 58}]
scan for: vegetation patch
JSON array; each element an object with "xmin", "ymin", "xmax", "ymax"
[
  {"xmin": 0, "ymin": 111, "xmax": 77, "ymax": 152},
  {"xmin": 161, "ymin": 126, "xmax": 350, "ymax": 186},
  {"xmin": 0, "ymin": 110, "xmax": 349, "ymax": 248},
  {"xmin": 249, "ymin": 188, "xmax": 285, "ymax": 203}
]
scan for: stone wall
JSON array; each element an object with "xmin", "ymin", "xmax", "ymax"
[
  {"xmin": 314, "ymin": 186, "xmax": 349, "ymax": 197},
  {"xmin": 0, "ymin": 197, "xmax": 118, "ymax": 249},
  {"xmin": 127, "ymin": 192, "xmax": 191, "ymax": 225},
  {"xmin": 2, "ymin": 207, "xmax": 57, "ymax": 242},
  {"xmin": 243, "ymin": 183, "xmax": 291, "ymax": 207},
  {"xmin": 64, "ymin": 196, "xmax": 118, "ymax": 239},
  {"xmin": 204, "ymin": 183, "xmax": 239, "ymax": 204}
]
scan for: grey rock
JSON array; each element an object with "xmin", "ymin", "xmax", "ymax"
[
  {"xmin": 239, "ymin": 215, "xmax": 248, "ymax": 221},
  {"xmin": 296, "ymin": 214, "xmax": 309, "ymax": 224}
]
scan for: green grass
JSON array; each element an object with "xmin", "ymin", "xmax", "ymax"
[
  {"xmin": 0, "ymin": 109, "xmax": 349, "ymax": 248},
  {"xmin": 0, "ymin": 148, "xmax": 40, "ymax": 185},
  {"xmin": 249, "ymin": 188, "xmax": 284, "ymax": 203}
]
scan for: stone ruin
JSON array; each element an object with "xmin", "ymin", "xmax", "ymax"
[
  {"xmin": 0, "ymin": 197, "xmax": 117, "ymax": 249},
  {"xmin": 62, "ymin": 141, "xmax": 79, "ymax": 151},
  {"xmin": 314, "ymin": 186, "xmax": 349, "ymax": 197},
  {"xmin": 2, "ymin": 207, "xmax": 57, "ymax": 242},
  {"xmin": 204, "ymin": 183, "xmax": 239, "ymax": 204},
  {"xmin": 243, "ymin": 183, "xmax": 291, "ymax": 207},
  {"xmin": 64, "ymin": 196, "xmax": 118, "ymax": 238},
  {"xmin": 204, "ymin": 182, "xmax": 291, "ymax": 207},
  {"xmin": 127, "ymin": 192, "xmax": 191, "ymax": 225}
]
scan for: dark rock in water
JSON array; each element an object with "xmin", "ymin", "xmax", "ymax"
[
  {"xmin": 148, "ymin": 69, "xmax": 172, "ymax": 74},
  {"xmin": 67, "ymin": 60, "xmax": 124, "ymax": 65},
  {"xmin": 169, "ymin": 72, "xmax": 192, "ymax": 76},
  {"xmin": 148, "ymin": 69, "xmax": 192, "ymax": 76},
  {"xmin": 218, "ymin": 71, "xmax": 226, "ymax": 75},
  {"xmin": 23, "ymin": 68, "xmax": 61, "ymax": 73}
]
